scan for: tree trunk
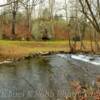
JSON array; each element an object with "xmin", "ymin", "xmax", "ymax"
[{"xmin": 12, "ymin": 10, "xmax": 16, "ymax": 36}]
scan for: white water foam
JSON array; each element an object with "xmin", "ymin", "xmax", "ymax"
[
  {"xmin": 0, "ymin": 60, "xmax": 12, "ymax": 64},
  {"xmin": 57, "ymin": 54, "xmax": 100, "ymax": 66}
]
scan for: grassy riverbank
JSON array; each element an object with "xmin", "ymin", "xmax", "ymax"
[
  {"xmin": 0, "ymin": 40, "xmax": 99, "ymax": 61},
  {"xmin": 0, "ymin": 40, "xmax": 69, "ymax": 61}
]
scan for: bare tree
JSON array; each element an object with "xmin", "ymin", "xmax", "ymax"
[
  {"xmin": 48, "ymin": 0, "xmax": 55, "ymax": 38},
  {"xmin": 0, "ymin": 0, "xmax": 19, "ymax": 39},
  {"xmin": 21, "ymin": 0, "xmax": 44, "ymax": 33},
  {"xmin": 64, "ymin": 0, "xmax": 68, "ymax": 22},
  {"xmin": 79, "ymin": 0, "xmax": 100, "ymax": 52},
  {"xmin": 11, "ymin": 0, "xmax": 19, "ymax": 37},
  {"xmin": 7, "ymin": 0, "xmax": 19, "ymax": 36},
  {"xmin": 79, "ymin": 0, "xmax": 100, "ymax": 33}
]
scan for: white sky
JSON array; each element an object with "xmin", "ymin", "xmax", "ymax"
[
  {"xmin": 0, "ymin": 0, "xmax": 6, "ymax": 4},
  {"xmin": 0, "ymin": 0, "xmax": 66, "ymax": 11},
  {"xmin": 0, "ymin": 0, "xmax": 65, "ymax": 5},
  {"xmin": 0, "ymin": 0, "xmax": 69, "ymax": 18}
]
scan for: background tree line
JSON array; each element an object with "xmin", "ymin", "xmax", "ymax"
[{"xmin": 0, "ymin": 0, "xmax": 99, "ymax": 46}]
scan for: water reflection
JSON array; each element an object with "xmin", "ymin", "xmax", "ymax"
[{"xmin": 0, "ymin": 55, "xmax": 99, "ymax": 100}]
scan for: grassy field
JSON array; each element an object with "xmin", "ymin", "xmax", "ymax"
[
  {"xmin": 0, "ymin": 40, "xmax": 99, "ymax": 61},
  {"xmin": 0, "ymin": 40, "xmax": 69, "ymax": 61}
]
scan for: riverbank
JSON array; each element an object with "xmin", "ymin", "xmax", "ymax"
[
  {"xmin": 0, "ymin": 40, "xmax": 69, "ymax": 62},
  {"xmin": 0, "ymin": 40, "xmax": 99, "ymax": 62}
]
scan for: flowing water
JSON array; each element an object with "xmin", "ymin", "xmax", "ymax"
[{"xmin": 0, "ymin": 54, "xmax": 100, "ymax": 100}]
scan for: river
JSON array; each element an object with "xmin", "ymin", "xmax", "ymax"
[{"xmin": 0, "ymin": 54, "xmax": 100, "ymax": 100}]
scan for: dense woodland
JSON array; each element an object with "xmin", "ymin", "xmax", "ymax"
[{"xmin": 0, "ymin": 0, "xmax": 100, "ymax": 51}]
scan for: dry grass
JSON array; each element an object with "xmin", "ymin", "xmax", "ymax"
[
  {"xmin": 0, "ymin": 40, "xmax": 100, "ymax": 61},
  {"xmin": 0, "ymin": 40, "xmax": 69, "ymax": 60}
]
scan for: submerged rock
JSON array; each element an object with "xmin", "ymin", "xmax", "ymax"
[{"xmin": 89, "ymin": 57, "xmax": 95, "ymax": 61}]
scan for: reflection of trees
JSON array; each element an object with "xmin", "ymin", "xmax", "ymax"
[{"xmin": 34, "ymin": 56, "xmax": 58, "ymax": 99}]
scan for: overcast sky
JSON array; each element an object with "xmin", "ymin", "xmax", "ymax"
[
  {"xmin": 0, "ymin": 0, "xmax": 6, "ymax": 4},
  {"xmin": 0, "ymin": 0, "xmax": 66, "ymax": 12},
  {"xmin": 0, "ymin": 0, "xmax": 65, "ymax": 5},
  {"xmin": 0, "ymin": 0, "xmax": 68, "ymax": 18}
]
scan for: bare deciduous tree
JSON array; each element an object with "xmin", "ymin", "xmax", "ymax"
[
  {"xmin": 0, "ymin": 0, "xmax": 19, "ymax": 39},
  {"xmin": 79, "ymin": 0, "xmax": 100, "ymax": 33},
  {"xmin": 48, "ymin": 0, "xmax": 55, "ymax": 37},
  {"xmin": 21, "ymin": 0, "xmax": 44, "ymax": 33}
]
